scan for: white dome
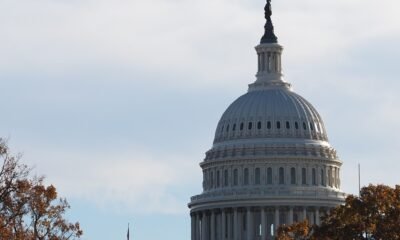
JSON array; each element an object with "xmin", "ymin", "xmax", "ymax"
[{"xmin": 214, "ymin": 87, "xmax": 328, "ymax": 144}]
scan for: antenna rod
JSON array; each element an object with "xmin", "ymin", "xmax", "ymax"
[{"xmin": 358, "ymin": 163, "xmax": 361, "ymax": 196}]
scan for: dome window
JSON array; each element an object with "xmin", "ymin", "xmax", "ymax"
[
  {"xmin": 295, "ymin": 122, "xmax": 299, "ymax": 129},
  {"xmin": 290, "ymin": 167, "xmax": 296, "ymax": 185},
  {"xmin": 217, "ymin": 170, "xmax": 220, "ymax": 187},
  {"xmin": 224, "ymin": 170, "xmax": 229, "ymax": 186},
  {"xmin": 233, "ymin": 169, "xmax": 238, "ymax": 186},
  {"xmin": 257, "ymin": 121, "xmax": 262, "ymax": 130},
  {"xmin": 210, "ymin": 171, "xmax": 214, "ymax": 188},
  {"xmin": 267, "ymin": 167, "xmax": 273, "ymax": 184},
  {"xmin": 244, "ymin": 168, "xmax": 249, "ymax": 185},
  {"xmin": 221, "ymin": 125, "xmax": 224, "ymax": 133},
  {"xmin": 310, "ymin": 122, "xmax": 314, "ymax": 131},
  {"xmin": 303, "ymin": 122, "xmax": 307, "ymax": 130},
  {"xmin": 240, "ymin": 123, "xmax": 244, "ymax": 131},
  {"xmin": 312, "ymin": 168, "xmax": 317, "ymax": 185},
  {"xmin": 248, "ymin": 122, "xmax": 253, "ymax": 130},
  {"xmin": 328, "ymin": 168, "xmax": 332, "ymax": 187},
  {"xmin": 226, "ymin": 125, "xmax": 230, "ymax": 132},
  {"xmin": 232, "ymin": 124, "xmax": 236, "ymax": 131},
  {"xmin": 255, "ymin": 168, "xmax": 261, "ymax": 185},
  {"xmin": 276, "ymin": 121, "xmax": 281, "ymax": 129},
  {"xmin": 302, "ymin": 168, "xmax": 307, "ymax": 185},
  {"xmin": 267, "ymin": 121, "xmax": 272, "ymax": 129},
  {"xmin": 286, "ymin": 121, "xmax": 290, "ymax": 129},
  {"xmin": 279, "ymin": 167, "xmax": 285, "ymax": 184}
]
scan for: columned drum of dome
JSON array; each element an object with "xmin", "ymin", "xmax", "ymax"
[{"xmin": 188, "ymin": 1, "xmax": 345, "ymax": 240}]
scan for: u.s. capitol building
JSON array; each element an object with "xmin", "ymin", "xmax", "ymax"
[{"xmin": 188, "ymin": 1, "xmax": 346, "ymax": 240}]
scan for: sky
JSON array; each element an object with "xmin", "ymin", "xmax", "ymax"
[{"xmin": 1, "ymin": 0, "xmax": 400, "ymax": 239}]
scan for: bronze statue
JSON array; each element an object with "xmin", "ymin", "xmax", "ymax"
[
  {"xmin": 261, "ymin": 0, "xmax": 278, "ymax": 44},
  {"xmin": 265, "ymin": 0, "xmax": 272, "ymax": 19}
]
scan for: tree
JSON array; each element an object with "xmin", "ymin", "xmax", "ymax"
[
  {"xmin": 276, "ymin": 184, "xmax": 400, "ymax": 240},
  {"xmin": 277, "ymin": 220, "xmax": 314, "ymax": 240},
  {"xmin": 0, "ymin": 139, "xmax": 83, "ymax": 239}
]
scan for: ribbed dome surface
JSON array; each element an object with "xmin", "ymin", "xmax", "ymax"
[{"xmin": 214, "ymin": 87, "xmax": 328, "ymax": 143}]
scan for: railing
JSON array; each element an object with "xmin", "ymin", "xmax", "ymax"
[{"xmin": 190, "ymin": 188, "xmax": 346, "ymax": 202}]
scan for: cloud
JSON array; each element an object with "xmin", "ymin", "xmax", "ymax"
[
  {"xmin": 21, "ymin": 145, "xmax": 202, "ymax": 215},
  {"xmin": 1, "ymin": 0, "xmax": 400, "ymax": 221}
]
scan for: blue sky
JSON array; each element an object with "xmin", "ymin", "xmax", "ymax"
[{"xmin": 1, "ymin": 0, "xmax": 400, "ymax": 239}]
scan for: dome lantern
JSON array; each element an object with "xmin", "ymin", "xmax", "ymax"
[{"xmin": 250, "ymin": 0, "xmax": 290, "ymax": 91}]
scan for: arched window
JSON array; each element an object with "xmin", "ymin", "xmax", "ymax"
[
  {"xmin": 248, "ymin": 122, "xmax": 253, "ymax": 130},
  {"xmin": 221, "ymin": 125, "xmax": 224, "ymax": 133},
  {"xmin": 286, "ymin": 121, "xmax": 290, "ymax": 129},
  {"xmin": 267, "ymin": 167, "xmax": 273, "ymax": 184},
  {"xmin": 290, "ymin": 167, "xmax": 296, "ymax": 185},
  {"xmin": 303, "ymin": 122, "xmax": 307, "ymax": 130},
  {"xmin": 321, "ymin": 169, "xmax": 325, "ymax": 186},
  {"xmin": 333, "ymin": 168, "xmax": 336, "ymax": 187},
  {"xmin": 217, "ymin": 170, "xmax": 220, "ymax": 187},
  {"xmin": 257, "ymin": 121, "xmax": 262, "ymax": 130},
  {"xmin": 224, "ymin": 169, "xmax": 229, "ymax": 186},
  {"xmin": 267, "ymin": 121, "xmax": 272, "ymax": 129},
  {"xmin": 295, "ymin": 122, "xmax": 299, "ymax": 129},
  {"xmin": 240, "ymin": 123, "xmax": 244, "ymax": 131},
  {"xmin": 226, "ymin": 125, "xmax": 229, "ymax": 132},
  {"xmin": 244, "ymin": 168, "xmax": 249, "ymax": 185},
  {"xmin": 277, "ymin": 121, "xmax": 281, "ymax": 129},
  {"xmin": 233, "ymin": 124, "xmax": 236, "ymax": 131},
  {"xmin": 255, "ymin": 168, "xmax": 261, "ymax": 185},
  {"xmin": 302, "ymin": 168, "xmax": 307, "ymax": 185},
  {"xmin": 279, "ymin": 167, "xmax": 285, "ymax": 184},
  {"xmin": 233, "ymin": 169, "xmax": 238, "ymax": 186},
  {"xmin": 310, "ymin": 122, "xmax": 314, "ymax": 131},
  {"xmin": 312, "ymin": 168, "xmax": 316, "ymax": 185},
  {"xmin": 328, "ymin": 168, "xmax": 332, "ymax": 187},
  {"xmin": 210, "ymin": 171, "xmax": 214, "ymax": 188},
  {"xmin": 203, "ymin": 172, "xmax": 207, "ymax": 189}
]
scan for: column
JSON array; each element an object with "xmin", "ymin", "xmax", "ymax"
[
  {"xmin": 211, "ymin": 211, "xmax": 215, "ymax": 240},
  {"xmin": 315, "ymin": 208, "xmax": 320, "ymax": 226},
  {"xmin": 274, "ymin": 207, "xmax": 279, "ymax": 234},
  {"xmin": 303, "ymin": 207, "xmax": 307, "ymax": 221},
  {"xmin": 246, "ymin": 207, "xmax": 253, "ymax": 240},
  {"xmin": 261, "ymin": 208, "xmax": 266, "ymax": 240},
  {"xmin": 288, "ymin": 207, "xmax": 294, "ymax": 225},
  {"xmin": 227, "ymin": 211, "xmax": 232, "ymax": 240},
  {"xmin": 196, "ymin": 213, "xmax": 201, "ymax": 240},
  {"xmin": 221, "ymin": 210, "xmax": 226, "ymax": 240},
  {"xmin": 234, "ymin": 208, "xmax": 239, "ymax": 240},
  {"xmin": 238, "ymin": 210, "xmax": 243, "ymax": 239},
  {"xmin": 191, "ymin": 213, "xmax": 196, "ymax": 240},
  {"xmin": 201, "ymin": 212, "xmax": 207, "ymax": 240}
]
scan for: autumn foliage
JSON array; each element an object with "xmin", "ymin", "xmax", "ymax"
[
  {"xmin": 277, "ymin": 184, "xmax": 400, "ymax": 240},
  {"xmin": 0, "ymin": 139, "xmax": 82, "ymax": 239}
]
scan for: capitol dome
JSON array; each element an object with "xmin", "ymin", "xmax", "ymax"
[
  {"xmin": 189, "ymin": 1, "xmax": 345, "ymax": 240},
  {"xmin": 214, "ymin": 87, "xmax": 328, "ymax": 144}
]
